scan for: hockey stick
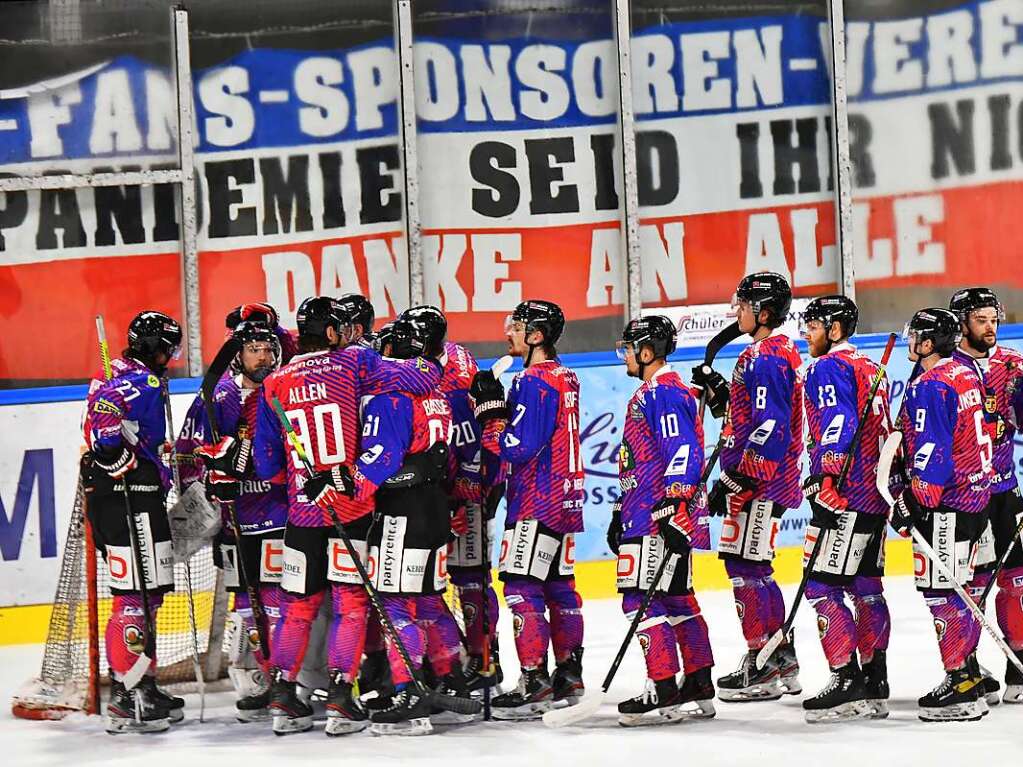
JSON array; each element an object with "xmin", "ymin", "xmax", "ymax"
[
  {"xmin": 95, "ymin": 316, "xmax": 157, "ymax": 696},
  {"xmin": 162, "ymin": 379, "xmax": 206, "ymax": 722},
  {"xmin": 542, "ymin": 324, "xmax": 740, "ymax": 728},
  {"xmin": 756, "ymin": 332, "xmax": 898, "ymax": 669},
  {"xmin": 976, "ymin": 513, "xmax": 1023, "ymax": 610},
  {"xmin": 270, "ymin": 397, "xmax": 482, "ymax": 717},
  {"xmin": 876, "ymin": 432, "xmax": 1023, "ymax": 676}
]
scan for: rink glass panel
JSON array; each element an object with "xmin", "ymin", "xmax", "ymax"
[
  {"xmin": 412, "ymin": 0, "xmax": 627, "ymax": 357},
  {"xmin": 845, "ymin": 0, "xmax": 1023, "ymax": 332}
]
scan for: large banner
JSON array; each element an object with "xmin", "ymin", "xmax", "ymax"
[
  {"xmin": 6, "ymin": 329, "xmax": 1023, "ymax": 607},
  {"xmin": 0, "ymin": 0, "xmax": 1020, "ymax": 384}
]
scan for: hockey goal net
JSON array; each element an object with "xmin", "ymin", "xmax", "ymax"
[{"xmin": 11, "ymin": 477, "xmax": 229, "ymax": 719}]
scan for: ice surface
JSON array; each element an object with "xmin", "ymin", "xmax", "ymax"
[{"xmin": 3, "ymin": 576, "xmax": 1021, "ymax": 767}]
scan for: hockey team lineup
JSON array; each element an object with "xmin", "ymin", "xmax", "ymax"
[{"xmin": 10, "ymin": 274, "xmax": 1023, "ymax": 745}]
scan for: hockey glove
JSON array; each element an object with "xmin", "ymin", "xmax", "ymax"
[
  {"xmin": 450, "ymin": 501, "xmax": 470, "ymax": 538},
  {"xmin": 469, "ymin": 370, "xmax": 508, "ymax": 423},
  {"xmin": 652, "ymin": 497, "xmax": 694, "ymax": 554},
  {"xmin": 890, "ymin": 488, "xmax": 929, "ymax": 536},
  {"xmin": 205, "ymin": 472, "xmax": 241, "ymax": 503},
  {"xmin": 92, "ymin": 444, "xmax": 138, "ymax": 479},
  {"xmin": 303, "ymin": 465, "xmax": 355, "ymax": 510},
  {"xmin": 707, "ymin": 470, "xmax": 756, "ymax": 517},
  {"xmin": 195, "ymin": 435, "xmax": 251, "ymax": 479},
  {"xmin": 803, "ymin": 474, "xmax": 848, "ymax": 530},
  {"xmin": 691, "ymin": 364, "xmax": 730, "ymax": 419},
  {"xmin": 226, "ymin": 301, "xmax": 279, "ymax": 330},
  {"xmin": 606, "ymin": 501, "xmax": 623, "ymax": 555}
]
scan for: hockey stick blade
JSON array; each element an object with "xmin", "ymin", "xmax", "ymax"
[
  {"xmin": 542, "ymin": 690, "xmax": 605, "ymax": 728},
  {"xmin": 875, "ymin": 431, "xmax": 902, "ymax": 507},
  {"xmin": 429, "ymin": 690, "xmax": 483, "ymax": 716},
  {"xmin": 201, "ymin": 338, "xmax": 242, "ymax": 414},
  {"xmin": 491, "ymin": 354, "xmax": 514, "ymax": 378},
  {"xmin": 755, "ymin": 627, "xmax": 785, "ymax": 672},
  {"xmin": 703, "ymin": 321, "xmax": 743, "ymax": 365}
]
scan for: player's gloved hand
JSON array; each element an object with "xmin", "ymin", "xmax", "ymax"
[
  {"xmin": 194, "ymin": 435, "xmax": 251, "ymax": 479},
  {"xmin": 691, "ymin": 364, "xmax": 729, "ymax": 419},
  {"xmin": 470, "ymin": 371, "xmax": 508, "ymax": 423},
  {"xmin": 652, "ymin": 497, "xmax": 694, "ymax": 554},
  {"xmin": 606, "ymin": 501, "xmax": 623, "ymax": 555},
  {"xmin": 890, "ymin": 488, "xmax": 928, "ymax": 536},
  {"xmin": 450, "ymin": 502, "xmax": 469, "ymax": 537},
  {"xmin": 303, "ymin": 465, "xmax": 355, "ymax": 510},
  {"xmin": 205, "ymin": 472, "xmax": 241, "ymax": 502},
  {"xmin": 226, "ymin": 302, "xmax": 279, "ymax": 330},
  {"xmin": 93, "ymin": 445, "xmax": 138, "ymax": 479},
  {"xmin": 803, "ymin": 474, "xmax": 848, "ymax": 530},
  {"xmin": 707, "ymin": 470, "xmax": 756, "ymax": 517}
]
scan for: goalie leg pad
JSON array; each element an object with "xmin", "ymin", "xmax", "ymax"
[
  {"xmin": 724, "ymin": 559, "xmax": 781, "ymax": 650},
  {"xmin": 622, "ymin": 592, "xmax": 680, "ymax": 682},
  {"xmin": 922, "ymin": 590, "xmax": 977, "ymax": 671},
  {"xmin": 417, "ymin": 594, "xmax": 462, "ymax": 677},
  {"xmin": 328, "ymin": 584, "xmax": 369, "ymax": 683},
  {"xmin": 995, "ymin": 567, "xmax": 1023, "ymax": 651},
  {"xmin": 545, "ymin": 578, "xmax": 583, "ymax": 664},
  {"xmin": 851, "ymin": 577, "xmax": 891, "ymax": 663},
  {"xmin": 105, "ymin": 593, "xmax": 163, "ymax": 678},
  {"xmin": 503, "ymin": 578, "xmax": 549, "ymax": 669},
  {"xmin": 805, "ymin": 580, "xmax": 856, "ymax": 669},
  {"xmin": 662, "ymin": 594, "xmax": 714, "ymax": 673}
]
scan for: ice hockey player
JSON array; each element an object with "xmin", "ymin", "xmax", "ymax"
[
  {"xmin": 949, "ymin": 287, "xmax": 1023, "ymax": 704},
  {"xmin": 891, "ymin": 308, "xmax": 991, "ymax": 722},
  {"xmin": 251, "ymin": 296, "xmax": 442, "ymax": 736},
  {"xmin": 690, "ymin": 272, "xmax": 803, "ymax": 701},
  {"xmin": 799, "ymin": 296, "xmax": 893, "ymax": 722},
  {"xmin": 181, "ymin": 321, "xmax": 288, "ymax": 723},
  {"xmin": 607, "ymin": 315, "xmax": 715, "ymax": 726},
  {"xmin": 304, "ymin": 312, "xmax": 456, "ymax": 736},
  {"xmin": 469, "ymin": 300, "xmax": 585, "ymax": 719},
  {"xmin": 81, "ymin": 310, "xmax": 185, "ymax": 733},
  {"xmin": 403, "ymin": 305, "xmax": 504, "ymax": 695},
  {"xmin": 225, "ymin": 301, "xmax": 299, "ymax": 365}
]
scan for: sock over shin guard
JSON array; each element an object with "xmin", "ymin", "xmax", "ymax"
[
  {"xmin": 328, "ymin": 584, "xmax": 369, "ymax": 682},
  {"xmin": 271, "ymin": 590, "xmax": 324, "ymax": 680},
  {"xmin": 546, "ymin": 578, "xmax": 583, "ymax": 664},
  {"xmin": 724, "ymin": 559, "xmax": 782, "ymax": 650},
  {"xmin": 806, "ymin": 580, "xmax": 856, "ymax": 668},
  {"xmin": 922, "ymin": 590, "xmax": 978, "ymax": 671},
  {"xmin": 662, "ymin": 593, "xmax": 714, "ymax": 672},
  {"xmin": 622, "ymin": 592, "xmax": 680, "ymax": 681},
  {"xmin": 106, "ymin": 593, "xmax": 163, "ymax": 678},
  {"xmin": 503, "ymin": 579, "xmax": 549, "ymax": 669},
  {"xmin": 418, "ymin": 594, "xmax": 463, "ymax": 677},
  {"xmin": 851, "ymin": 576, "xmax": 890, "ymax": 664}
]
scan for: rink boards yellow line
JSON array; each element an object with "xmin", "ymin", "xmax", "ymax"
[{"xmin": 0, "ymin": 540, "xmax": 914, "ymax": 647}]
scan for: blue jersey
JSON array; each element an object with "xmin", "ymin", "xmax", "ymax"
[
  {"xmin": 803, "ymin": 343, "xmax": 892, "ymax": 516},
  {"xmin": 83, "ymin": 356, "xmax": 171, "ymax": 487},
  {"xmin": 618, "ymin": 366, "xmax": 709, "ymax": 547}
]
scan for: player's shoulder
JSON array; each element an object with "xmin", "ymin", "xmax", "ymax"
[
  {"xmin": 994, "ymin": 345, "xmax": 1023, "ymax": 366},
  {"xmin": 442, "ymin": 342, "xmax": 478, "ymax": 389}
]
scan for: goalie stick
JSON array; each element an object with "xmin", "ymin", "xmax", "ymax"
[
  {"xmin": 756, "ymin": 332, "xmax": 898, "ymax": 670},
  {"xmin": 543, "ymin": 322, "xmax": 743, "ymax": 728},
  {"xmin": 270, "ymin": 396, "xmax": 483, "ymax": 717},
  {"xmin": 876, "ymin": 431, "xmax": 1023, "ymax": 676}
]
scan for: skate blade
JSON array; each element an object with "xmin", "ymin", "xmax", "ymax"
[
  {"xmin": 864, "ymin": 699, "xmax": 889, "ymax": 719},
  {"xmin": 918, "ymin": 701, "xmax": 987, "ymax": 722},
  {"xmin": 369, "ymin": 717, "xmax": 433, "ymax": 736},
  {"xmin": 717, "ymin": 681, "xmax": 782, "ymax": 702},
  {"xmin": 106, "ymin": 715, "xmax": 170, "ymax": 735},
  {"xmin": 272, "ymin": 714, "xmax": 314, "ymax": 735},
  {"xmin": 663, "ymin": 698, "xmax": 716, "ymax": 721},
  {"xmin": 804, "ymin": 700, "xmax": 871, "ymax": 724},
  {"xmin": 430, "ymin": 710, "xmax": 480, "ymax": 725},
  {"xmin": 490, "ymin": 701, "xmax": 552, "ymax": 721},
  {"xmin": 235, "ymin": 707, "xmax": 272, "ymax": 723},
  {"xmin": 779, "ymin": 674, "xmax": 802, "ymax": 696},
  {"xmin": 1002, "ymin": 685, "xmax": 1023, "ymax": 704},
  {"xmin": 325, "ymin": 716, "xmax": 369, "ymax": 736}
]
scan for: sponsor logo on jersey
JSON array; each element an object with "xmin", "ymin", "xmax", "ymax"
[
  {"xmin": 749, "ymin": 419, "xmax": 776, "ymax": 445},
  {"xmin": 821, "ymin": 415, "xmax": 845, "ymax": 446},
  {"xmin": 93, "ymin": 398, "xmax": 122, "ymax": 416},
  {"xmin": 619, "ymin": 440, "xmax": 635, "ymax": 472}
]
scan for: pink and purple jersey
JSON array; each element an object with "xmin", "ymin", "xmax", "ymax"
[
  {"xmin": 900, "ymin": 358, "xmax": 991, "ymax": 513},
  {"xmin": 353, "ymin": 389, "xmax": 453, "ymax": 499},
  {"xmin": 252, "ymin": 346, "xmax": 442, "ymax": 527},
  {"xmin": 803, "ymin": 343, "xmax": 893, "ymax": 516},
  {"xmin": 719, "ymin": 331, "xmax": 803, "ymax": 508},
  {"xmin": 177, "ymin": 375, "xmax": 288, "ymax": 535},
  {"xmin": 441, "ymin": 342, "xmax": 502, "ymax": 504},
  {"xmin": 481, "ymin": 360, "xmax": 584, "ymax": 534},
  {"xmin": 618, "ymin": 366, "xmax": 710, "ymax": 548},
  {"xmin": 953, "ymin": 345, "xmax": 1023, "ymax": 494},
  {"xmin": 83, "ymin": 357, "xmax": 171, "ymax": 487}
]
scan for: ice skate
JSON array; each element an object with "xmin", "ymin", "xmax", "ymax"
[
  {"xmin": 325, "ymin": 670, "xmax": 368, "ymax": 736},
  {"xmin": 617, "ymin": 677, "xmax": 681, "ymax": 727},
  {"xmin": 369, "ymin": 686, "xmax": 433, "ymax": 736},
  {"xmin": 803, "ymin": 660, "xmax": 870, "ymax": 723},
  {"xmin": 490, "ymin": 667, "xmax": 554, "ymax": 720},
  {"xmin": 551, "ymin": 648, "xmax": 584, "ymax": 705},
  {"xmin": 269, "ymin": 669, "xmax": 314, "ymax": 735},
  {"xmin": 717, "ymin": 650, "xmax": 782, "ymax": 701},
  {"xmin": 918, "ymin": 666, "xmax": 988, "ymax": 722},
  {"xmin": 862, "ymin": 651, "xmax": 890, "ymax": 719},
  {"xmin": 671, "ymin": 667, "xmax": 716, "ymax": 720},
  {"xmin": 105, "ymin": 678, "xmax": 171, "ymax": 735}
]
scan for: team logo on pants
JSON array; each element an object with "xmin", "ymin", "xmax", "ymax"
[
  {"xmin": 123, "ymin": 624, "xmax": 144, "ymax": 655},
  {"xmin": 512, "ymin": 613, "xmax": 524, "ymax": 638},
  {"xmin": 464, "ymin": 603, "xmax": 478, "ymax": 629},
  {"xmin": 734, "ymin": 600, "xmax": 745, "ymax": 620},
  {"xmin": 933, "ymin": 618, "xmax": 947, "ymax": 641},
  {"xmin": 817, "ymin": 615, "xmax": 830, "ymax": 639},
  {"xmin": 637, "ymin": 631, "xmax": 651, "ymax": 655}
]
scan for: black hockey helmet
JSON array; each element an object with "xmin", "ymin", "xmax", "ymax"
[
  {"xmin": 399, "ymin": 305, "xmax": 447, "ymax": 350},
  {"xmin": 295, "ymin": 296, "xmax": 348, "ymax": 340},
  {"xmin": 387, "ymin": 313, "xmax": 442, "ymax": 359},
  {"xmin": 374, "ymin": 322, "xmax": 396, "ymax": 355},
  {"xmin": 618, "ymin": 315, "xmax": 677, "ymax": 360},
  {"xmin": 225, "ymin": 302, "xmax": 279, "ymax": 331},
  {"xmin": 337, "ymin": 293, "xmax": 375, "ymax": 335},
  {"xmin": 508, "ymin": 300, "xmax": 565, "ymax": 347},
  {"xmin": 949, "ymin": 287, "xmax": 1004, "ymax": 324},
  {"xmin": 230, "ymin": 320, "xmax": 280, "ymax": 381},
  {"xmin": 127, "ymin": 311, "xmax": 183, "ymax": 362},
  {"xmin": 800, "ymin": 295, "xmax": 858, "ymax": 339},
  {"xmin": 904, "ymin": 308, "xmax": 960, "ymax": 357},
  {"xmin": 734, "ymin": 272, "xmax": 792, "ymax": 328}
]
